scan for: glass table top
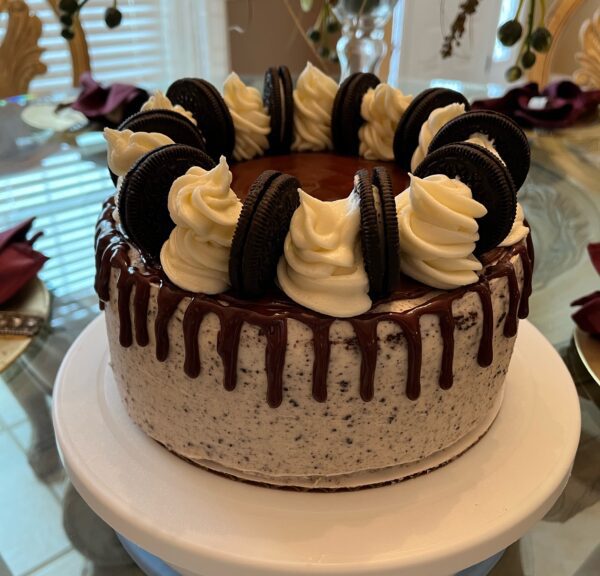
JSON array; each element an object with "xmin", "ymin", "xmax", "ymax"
[{"xmin": 0, "ymin": 95, "xmax": 598, "ymax": 576}]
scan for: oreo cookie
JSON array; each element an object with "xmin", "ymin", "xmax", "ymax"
[
  {"xmin": 119, "ymin": 144, "xmax": 215, "ymax": 262},
  {"xmin": 393, "ymin": 87, "xmax": 470, "ymax": 170},
  {"xmin": 263, "ymin": 66, "xmax": 294, "ymax": 154},
  {"xmin": 354, "ymin": 169, "xmax": 384, "ymax": 296},
  {"xmin": 229, "ymin": 171, "xmax": 300, "ymax": 298},
  {"xmin": 372, "ymin": 166, "xmax": 401, "ymax": 296},
  {"xmin": 414, "ymin": 142, "xmax": 516, "ymax": 254},
  {"xmin": 166, "ymin": 78, "xmax": 235, "ymax": 161},
  {"xmin": 110, "ymin": 109, "xmax": 207, "ymax": 185},
  {"xmin": 354, "ymin": 167, "xmax": 401, "ymax": 297},
  {"xmin": 332, "ymin": 72, "xmax": 380, "ymax": 156},
  {"xmin": 427, "ymin": 110, "xmax": 530, "ymax": 190}
]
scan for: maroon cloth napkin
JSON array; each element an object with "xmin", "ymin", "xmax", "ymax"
[
  {"xmin": 571, "ymin": 243, "xmax": 600, "ymax": 336},
  {"xmin": 0, "ymin": 219, "xmax": 48, "ymax": 305},
  {"xmin": 472, "ymin": 81, "xmax": 600, "ymax": 129},
  {"xmin": 71, "ymin": 72, "xmax": 148, "ymax": 128}
]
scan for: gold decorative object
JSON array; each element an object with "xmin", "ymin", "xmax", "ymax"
[
  {"xmin": 0, "ymin": 0, "xmax": 47, "ymax": 98},
  {"xmin": 46, "ymin": 0, "xmax": 91, "ymax": 87},
  {"xmin": 0, "ymin": 278, "xmax": 50, "ymax": 373},
  {"xmin": 574, "ymin": 8, "xmax": 600, "ymax": 89},
  {"xmin": 529, "ymin": 0, "xmax": 599, "ymax": 88}
]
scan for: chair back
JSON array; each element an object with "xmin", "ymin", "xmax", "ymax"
[
  {"xmin": 0, "ymin": 0, "xmax": 46, "ymax": 98},
  {"xmin": 0, "ymin": 0, "xmax": 91, "ymax": 99}
]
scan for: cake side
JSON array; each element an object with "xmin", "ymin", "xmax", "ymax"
[
  {"xmin": 98, "ymin": 200, "xmax": 532, "ymax": 487},
  {"xmin": 96, "ymin": 67, "xmax": 534, "ymax": 490}
]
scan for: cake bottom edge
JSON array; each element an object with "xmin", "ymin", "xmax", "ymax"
[{"xmin": 156, "ymin": 388, "xmax": 504, "ymax": 491}]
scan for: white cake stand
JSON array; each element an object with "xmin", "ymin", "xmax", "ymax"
[{"xmin": 53, "ymin": 315, "xmax": 581, "ymax": 576}]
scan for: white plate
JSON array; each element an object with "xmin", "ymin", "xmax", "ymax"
[
  {"xmin": 53, "ymin": 316, "xmax": 581, "ymax": 576},
  {"xmin": 21, "ymin": 103, "xmax": 87, "ymax": 132}
]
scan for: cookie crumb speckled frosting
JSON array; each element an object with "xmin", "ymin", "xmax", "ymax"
[{"xmin": 95, "ymin": 63, "xmax": 534, "ymax": 490}]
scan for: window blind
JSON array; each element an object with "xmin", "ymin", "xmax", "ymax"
[
  {"xmin": 0, "ymin": 2, "xmax": 229, "ymax": 308},
  {"xmin": 28, "ymin": 0, "xmax": 171, "ymax": 94},
  {"xmin": 0, "ymin": 140, "xmax": 114, "ymax": 303}
]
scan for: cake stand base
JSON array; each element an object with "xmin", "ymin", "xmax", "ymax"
[
  {"xmin": 116, "ymin": 533, "xmax": 505, "ymax": 576},
  {"xmin": 53, "ymin": 315, "xmax": 580, "ymax": 576}
]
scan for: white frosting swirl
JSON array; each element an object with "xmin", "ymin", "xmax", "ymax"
[
  {"xmin": 277, "ymin": 190, "xmax": 371, "ymax": 317},
  {"xmin": 112, "ymin": 176, "xmax": 125, "ymax": 223},
  {"xmin": 410, "ymin": 102, "xmax": 465, "ymax": 171},
  {"xmin": 359, "ymin": 84, "xmax": 412, "ymax": 161},
  {"xmin": 465, "ymin": 132, "xmax": 504, "ymax": 164},
  {"xmin": 395, "ymin": 174, "xmax": 487, "ymax": 290},
  {"xmin": 223, "ymin": 72, "xmax": 270, "ymax": 161},
  {"xmin": 160, "ymin": 157, "xmax": 242, "ymax": 294},
  {"xmin": 104, "ymin": 128, "xmax": 173, "ymax": 177},
  {"xmin": 291, "ymin": 62, "xmax": 338, "ymax": 152},
  {"xmin": 499, "ymin": 203, "xmax": 529, "ymax": 247},
  {"xmin": 141, "ymin": 90, "xmax": 197, "ymax": 125}
]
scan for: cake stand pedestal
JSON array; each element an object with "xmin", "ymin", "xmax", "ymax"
[
  {"xmin": 115, "ymin": 533, "xmax": 505, "ymax": 576},
  {"xmin": 53, "ymin": 315, "xmax": 581, "ymax": 576}
]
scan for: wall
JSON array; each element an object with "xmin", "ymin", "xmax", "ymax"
[{"xmin": 226, "ymin": 0, "xmax": 330, "ymax": 76}]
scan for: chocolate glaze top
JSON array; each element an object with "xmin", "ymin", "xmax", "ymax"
[{"xmin": 231, "ymin": 152, "xmax": 409, "ymax": 201}]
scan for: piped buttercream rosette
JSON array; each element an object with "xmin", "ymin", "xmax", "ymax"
[{"xmin": 105, "ymin": 64, "xmax": 531, "ymax": 319}]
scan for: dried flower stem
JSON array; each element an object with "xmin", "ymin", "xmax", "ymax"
[
  {"xmin": 282, "ymin": 0, "xmax": 330, "ymax": 72},
  {"xmin": 515, "ymin": 0, "xmax": 526, "ymax": 20},
  {"xmin": 440, "ymin": 0, "xmax": 481, "ymax": 59},
  {"xmin": 539, "ymin": 0, "xmax": 546, "ymax": 25}
]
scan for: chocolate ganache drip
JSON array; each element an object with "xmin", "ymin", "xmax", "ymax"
[{"xmin": 95, "ymin": 198, "xmax": 534, "ymax": 408}]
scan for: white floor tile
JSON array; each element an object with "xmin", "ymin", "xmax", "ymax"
[
  {"xmin": 528, "ymin": 501, "xmax": 600, "ymax": 575},
  {"xmin": 0, "ymin": 432, "xmax": 71, "ymax": 576},
  {"xmin": 0, "ymin": 379, "xmax": 26, "ymax": 429},
  {"xmin": 10, "ymin": 421, "xmax": 66, "ymax": 500},
  {"xmin": 29, "ymin": 550, "xmax": 87, "ymax": 576}
]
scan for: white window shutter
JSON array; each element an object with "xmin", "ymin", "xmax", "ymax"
[{"xmin": 27, "ymin": 0, "xmax": 230, "ymax": 94}]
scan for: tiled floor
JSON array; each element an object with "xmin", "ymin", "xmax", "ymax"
[
  {"xmin": 0, "ymin": 365, "xmax": 141, "ymax": 576},
  {"xmin": 0, "ymin": 409, "xmax": 75, "ymax": 575}
]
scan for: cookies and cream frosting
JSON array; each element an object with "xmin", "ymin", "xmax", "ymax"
[
  {"xmin": 277, "ymin": 190, "xmax": 371, "ymax": 317},
  {"xmin": 160, "ymin": 157, "xmax": 242, "ymax": 294},
  {"xmin": 104, "ymin": 128, "xmax": 174, "ymax": 177},
  {"xmin": 223, "ymin": 72, "xmax": 271, "ymax": 161},
  {"xmin": 395, "ymin": 174, "xmax": 487, "ymax": 290},
  {"xmin": 359, "ymin": 84, "xmax": 412, "ymax": 161},
  {"xmin": 410, "ymin": 103, "xmax": 466, "ymax": 171},
  {"xmin": 141, "ymin": 90, "xmax": 197, "ymax": 125},
  {"xmin": 291, "ymin": 62, "xmax": 338, "ymax": 152}
]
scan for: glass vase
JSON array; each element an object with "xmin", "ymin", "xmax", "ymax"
[{"xmin": 330, "ymin": 0, "xmax": 398, "ymax": 81}]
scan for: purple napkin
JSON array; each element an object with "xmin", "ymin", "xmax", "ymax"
[
  {"xmin": 0, "ymin": 219, "xmax": 48, "ymax": 305},
  {"xmin": 572, "ymin": 244, "xmax": 600, "ymax": 337},
  {"xmin": 472, "ymin": 81, "xmax": 600, "ymax": 129},
  {"xmin": 71, "ymin": 72, "xmax": 148, "ymax": 128}
]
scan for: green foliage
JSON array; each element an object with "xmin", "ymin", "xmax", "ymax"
[
  {"xmin": 530, "ymin": 27, "xmax": 552, "ymax": 52},
  {"xmin": 497, "ymin": 20, "xmax": 523, "ymax": 47},
  {"xmin": 443, "ymin": 0, "xmax": 553, "ymax": 84},
  {"xmin": 59, "ymin": 0, "xmax": 123, "ymax": 42}
]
